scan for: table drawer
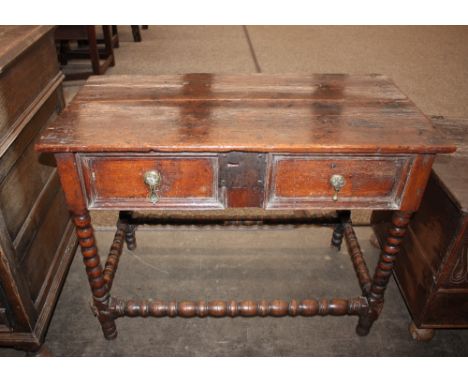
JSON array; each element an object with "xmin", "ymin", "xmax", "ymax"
[
  {"xmin": 80, "ymin": 154, "xmax": 223, "ymax": 209},
  {"xmin": 266, "ymin": 155, "xmax": 412, "ymax": 209}
]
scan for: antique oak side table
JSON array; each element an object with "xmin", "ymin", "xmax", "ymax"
[{"xmin": 36, "ymin": 74, "xmax": 455, "ymax": 340}]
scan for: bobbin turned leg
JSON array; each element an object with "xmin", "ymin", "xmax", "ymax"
[
  {"xmin": 331, "ymin": 224, "xmax": 345, "ymax": 250},
  {"xmin": 55, "ymin": 154, "xmax": 117, "ymax": 340},
  {"xmin": 356, "ymin": 210, "xmax": 412, "ymax": 336},
  {"xmin": 74, "ymin": 212, "xmax": 117, "ymax": 340},
  {"xmin": 119, "ymin": 211, "xmax": 137, "ymax": 250},
  {"xmin": 331, "ymin": 211, "xmax": 350, "ymax": 251}
]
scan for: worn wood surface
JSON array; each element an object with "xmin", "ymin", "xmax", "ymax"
[
  {"xmin": 0, "ymin": 26, "xmax": 60, "ymax": 148},
  {"xmin": 0, "ymin": 26, "xmax": 77, "ymax": 351},
  {"xmin": 80, "ymin": 154, "xmax": 222, "ymax": 209},
  {"xmin": 36, "ymin": 74, "xmax": 455, "ymax": 154},
  {"xmin": 0, "ymin": 26, "xmax": 55, "ymax": 73},
  {"xmin": 268, "ymin": 154, "xmax": 411, "ymax": 209},
  {"xmin": 110, "ymin": 297, "xmax": 368, "ymax": 318},
  {"xmin": 0, "ymin": 125, "xmax": 54, "ymax": 240}
]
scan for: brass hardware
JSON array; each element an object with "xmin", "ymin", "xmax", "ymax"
[
  {"xmin": 329, "ymin": 174, "xmax": 346, "ymax": 201},
  {"xmin": 143, "ymin": 170, "xmax": 161, "ymax": 204}
]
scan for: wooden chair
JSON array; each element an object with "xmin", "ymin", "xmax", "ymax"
[
  {"xmin": 111, "ymin": 25, "xmax": 148, "ymax": 43},
  {"xmin": 55, "ymin": 25, "xmax": 115, "ymax": 80}
]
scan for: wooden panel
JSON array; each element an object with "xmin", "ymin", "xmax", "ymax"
[
  {"xmin": 13, "ymin": 173, "xmax": 61, "ymax": 259},
  {"xmin": 20, "ymin": 186, "xmax": 70, "ymax": 301},
  {"xmin": 267, "ymin": 155, "xmax": 411, "ymax": 209},
  {"xmin": 0, "ymin": 28, "xmax": 58, "ymax": 144},
  {"xmin": 0, "ymin": 87, "xmax": 59, "ymax": 184},
  {"xmin": 0, "ymin": 210, "xmax": 36, "ymax": 331},
  {"xmin": 33, "ymin": 220, "xmax": 76, "ymax": 313},
  {"xmin": 36, "ymin": 74, "xmax": 456, "ymax": 155},
  {"xmin": 0, "ymin": 88, "xmax": 59, "ymax": 246},
  {"xmin": 0, "ymin": 26, "xmax": 54, "ymax": 72},
  {"xmin": 438, "ymin": 217, "xmax": 468, "ymax": 289},
  {"xmin": 0, "ymin": 125, "xmax": 55, "ymax": 241},
  {"xmin": 0, "ymin": 25, "xmax": 77, "ymax": 352},
  {"xmin": 422, "ymin": 291, "xmax": 468, "ymax": 328},
  {"xmin": 411, "ymin": 174, "xmax": 461, "ymax": 265},
  {"xmin": 80, "ymin": 154, "xmax": 224, "ymax": 209}
]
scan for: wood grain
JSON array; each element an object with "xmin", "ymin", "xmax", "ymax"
[
  {"xmin": 0, "ymin": 26, "xmax": 55, "ymax": 72},
  {"xmin": 36, "ymin": 74, "xmax": 456, "ymax": 155},
  {"xmin": 0, "ymin": 29, "xmax": 59, "ymax": 143},
  {"xmin": 268, "ymin": 155, "xmax": 410, "ymax": 209},
  {"xmin": 0, "ymin": 26, "xmax": 77, "ymax": 352},
  {"xmin": 110, "ymin": 297, "xmax": 368, "ymax": 318},
  {"xmin": 80, "ymin": 154, "xmax": 223, "ymax": 209}
]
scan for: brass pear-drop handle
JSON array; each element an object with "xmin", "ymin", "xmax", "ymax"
[
  {"xmin": 143, "ymin": 170, "xmax": 161, "ymax": 204},
  {"xmin": 329, "ymin": 174, "xmax": 346, "ymax": 202}
]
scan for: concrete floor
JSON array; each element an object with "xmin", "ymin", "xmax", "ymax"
[
  {"xmin": 5, "ymin": 226, "xmax": 468, "ymax": 356},
  {"xmin": 2, "ymin": 26, "xmax": 468, "ymax": 356},
  {"xmin": 108, "ymin": 26, "xmax": 468, "ymax": 117}
]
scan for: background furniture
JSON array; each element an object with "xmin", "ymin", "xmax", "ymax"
[
  {"xmin": 373, "ymin": 116, "xmax": 467, "ymax": 341},
  {"xmin": 0, "ymin": 26, "xmax": 77, "ymax": 354},
  {"xmin": 55, "ymin": 25, "xmax": 115, "ymax": 80},
  {"xmin": 112, "ymin": 25, "xmax": 149, "ymax": 45},
  {"xmin": 131, "ymin": 26, "xmax": 144, "ymax": 42},
  {"xmin": 36, "ymin": 74, "xmax": 454, "ymax": 341}
]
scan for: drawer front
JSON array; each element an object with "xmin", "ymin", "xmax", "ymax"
[
  {"xmin": 267, "ymin": 155, "xmax": 411, "ymax": 209},
  {"xmin": 80, "ymin": 155, "xmax": 223, "ymax": 209}
]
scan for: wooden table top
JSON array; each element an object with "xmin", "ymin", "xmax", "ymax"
[{"xmin": 36, "ymin": 73, "xmax": 456, "ymax": 155}]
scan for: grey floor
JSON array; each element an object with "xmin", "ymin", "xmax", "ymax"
[
  {"xmin": 5, "ymin": 226, "xmax": 468, "ymax": 356},
  {"xmin": 2, "ymin": 26, "xmax": 468, "ymax": 356},
  {"xmin": 46, "ymin": 226, "xmax": 468, "ymax": 356}
]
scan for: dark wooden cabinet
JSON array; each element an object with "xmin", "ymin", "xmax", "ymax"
[
  {"xmin": 0, "ymin": 26, "xmax": 77, "ymax": 352},
  {"xmin": 373, "ymin": 117, "xmax": 467, "ymax": 340}
]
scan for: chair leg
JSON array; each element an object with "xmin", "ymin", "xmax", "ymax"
[
  {"xmin": 131, "ymin": 25, "xmax": 142, "ymax": 42},
  {"xmin": 111, "ymin": 25, "xmax": 120, "ymax": 48},
  {"xmin": 330, "ymin": 210, "xmax": 351, "ymax": 251},
  {"xmin": 87, "ymin": 26, "xmax": 101, "ymax": 74},
  {"xmin": 331, "ymin": 224, "xmax": 345, "ymax": 250},
  {"xmin": 119, "ymin": 211, "xmax": 137, "ymax": 250},
  {"xmin": 102, "ymin": 25, "xmax": 115, "ymax": 66},
  {"xmin": 58, "ymin": 41, "xmax": 69, "ymax": 65}
]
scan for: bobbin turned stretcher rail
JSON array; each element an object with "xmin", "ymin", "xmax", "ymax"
[{"xmin": 100, "ymin": 212, "xmax": 370, "ymax": 328}]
